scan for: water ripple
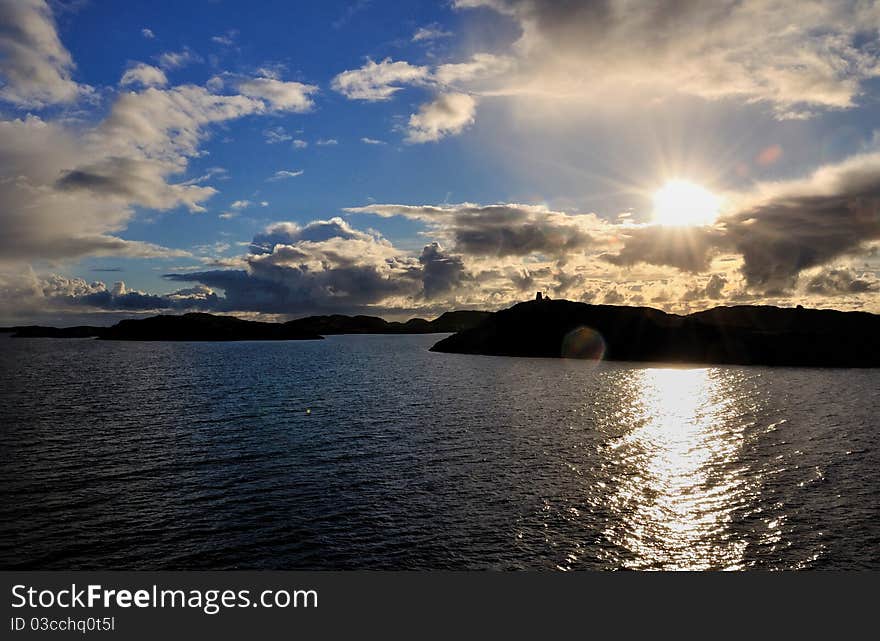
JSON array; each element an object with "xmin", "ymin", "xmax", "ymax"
[{"xmin": 1, "ymin": 334, "xmax": 877, "ymax": 569}]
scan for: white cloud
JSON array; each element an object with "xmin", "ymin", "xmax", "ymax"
[
  {"xmin": 267, "ymin": 169, "xmax": 304, "ymax": 181},
  {"xmin": 0, "ymin": 0, "xmax": 91, "ymax": 107},
  {"xmin": 230, "ymin": 200, "xmax": 252, "ymax": 210},
  {"xmin": 360, "ymin": 137, "xmax": 385, "ymax": 145},
  {"xmin": 237, "ymin": 77, "xmax": 318, "ymax": 111},
  {"xmin": 412, "ymin": 26, "xmax": 453, "ymax": 42},
  {"xmin": 406, "ymin": 92, "xmax": 476, "ymax": 143},
  {"xmin": 454, "ymin": 0, "xmax": 880, "ymax": 118},
  {"xmin": 331, "ymin": 53, "xmax": 510, "ymax": 142},
  {"xmin": 211, "ymin": 30, "xmax": 238, "ymax": 46},
  {"xmin": 0, "ymin": 4, "xmax": 322, "ymax": 267},
  {"xmin": 434, "ymin": 53, "xmax": 513, "ymax": 85},
  {"xmin": 119, "ymin": 63, "xmax": 168, "ymax": 88},
  {"xmin": 331, "ymin": 58, "xmax": 430, "ymax": 101},
  {"xmin": 157, "ymin": 48, "xmax": 201, "ymax": 70},
  {"xmin": 141, "ymin": 28, "xmax": 155, "ymax": 39},
  {"xmin": 263, "ymin": 126, "xmax": 293, "ymax": 144},
  {"xmin": 316, "ymin": 138, "xmax": 338, "ymax": 146},
  {"xmin": 292, "ymin": 139, "xmax": 308, "ymax": 149}
]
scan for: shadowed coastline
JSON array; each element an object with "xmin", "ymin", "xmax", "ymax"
[
  {"xmin": 1, "ymin": 310, "xmax": 491, "ymax": 341},
  {"xmin": 429, "ymin": 299, "xmax": 880, "ymax": 368},
  {"xmin": 4, "ymin": 302, "xmax": 880, "ymax": 367}
]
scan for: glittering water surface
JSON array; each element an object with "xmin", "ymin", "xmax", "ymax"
[{"xmin": 0, "ymin": 334, "xmax": 877, "ymax": 570}]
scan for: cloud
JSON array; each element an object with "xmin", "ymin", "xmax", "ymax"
[
  {"xmin": 292, "ymin": 139, "xmax": 308, "ymax": 148},
  {"xmin": 263, "ymin": 126, "xmax": 293, "ymax": 144},
  {"xmin": 604, "ymin": 226, "xmax": 723, "ymax": 273},
  {"xmin": 6, "ymin": 273, "xmax": 219, "ymax": 314},
  {"xmin": 1, "ymin": 4, "xmax": 321, "ymax": 267},
  {"xmin": 406, "ymin": 92, "xmax": 476, "ymax": 142},
  {"xmin": 805, "ymin": 268, "xmax": 879, "ymax": 296},
  {"xmin": 55, "ymin": 156, "xmax": 216, "ymax": 212},
  {"xmin": 725, "ymin": 152, "xmax": 880, "ymax": 291},
  {"xmin": 267, "ymin": 169, "xmax": 304, "ymax": 181},
  {"xmin": 453, "ymin": 0, "xmax": 880, "ymax": 118},
  {"xmin": 331, "ymin": 53, "xmax": 510, "ymax": 142},
  {"xmin": 157, "ymin": 48, "xmax": 201, "ymax": 70},
  {"xmin": 316, "ymin": 138, "xmax": 338, "ymax": 146},
  {"xmin": 76, "ymin": 215, "xmax": 562, "ymax": 316},
  {"xmin": 211, "ymin": 30, "xmax": 238, "ymax": 46},
  {"xmin": 119, "ymin": 63, "xmax": 168, "ymax": 88},
  {"xmin": 250, "ymin": 218, "xmax": 372, "ymax": 252},
  {"xmin": 683, "ymin": 273, "xmax": 729, "ymax": 301},
  {"xmin": 360, "ymin": 137, "xmax": 385, "ymax": 145},
  {"xmin": 0, "ymin": 0, "xmax": 90, "ymax": 107},
  {"xmin": 412, "ymin": 26, "xmax": 453, "ymax": 42},
  {"xmin": 333, "ymin": 0, "xmax": 372, "ymax": 30},
  {"xmin": 433, "ymin": 53, "xmax": 513, "ymax": 85},
  {"xmin": 331, "ymin": 58, "xmax": 430, "ymax": 101},
  {"xmin": 141, "ymin": 28, "xmax": 154, "ymax": 39},
  {"xmin": 230, "ymin": 200, "xmax": 252, "ymax": 210},
  {"xmin": 0, "ymin": 115, "xmax": 195, "ymax": 262},
  {"xmin": 164, "ymin": 218, "xmax": 426, "ymax": 314},
  {"xmin": 606, "ymin": 151, "xmax": 880, "ymax": 292},
  {"xmin": 419, "ymin": 242, "xmax": 470, "ymax": 299},
  {"xmin": 346, "ymin": 202, "xmax": 599, "ymax": 258},
  {"xmin": 237, "ymin": 76, "xmax": 318, "ymax": 111}
]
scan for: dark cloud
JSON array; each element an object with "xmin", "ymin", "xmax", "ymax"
[
  {"xmin": 55, "ymin": 156, "xmax": 213, "ymax": 212},
  {"xmin": 704, "ymin": 273, "xmax": 727, "ymax": 299},
  {"xmin": 602, "ymin": 288, "xmax": 624, "ymax": 304},
  {"xmin": 419, "ymin": 243, "xmax": 469, "ymax": 299},
  {"xmin": 605, "ymin": 153, "xmax": 880, "ymax": 293},
  {"xmin": 683, "ymin": 273, "xmax": 728, "ymax": 301},
  {"xmin": 805, "ymin": 268, "xmax": 879, "ymax": 296},
  {"xmin": 604, "ymin": 226, "xmax": 722, "ymax": 273},
  {"xmin": 724, "ymin": 170, "xmax": 880, "ymax": 290},
  {"xmin": 161, "ymin": 219, "xmax": 427, "ymax": 314},
  {"xmin": 17, "ymin": 275, "xmax": 219, "ymax": 314},
  {"xmin": 346, "ymin": 203, "xmax": 597, "ymax": 258}
]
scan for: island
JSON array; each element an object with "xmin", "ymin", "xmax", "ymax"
[
  {"xmin": 430, "ymin": 298, "xmax": 880, "ymax": 368},
  {"xmin": 3, "ymin": 310, "xmax": 491, "ymax": 341}
]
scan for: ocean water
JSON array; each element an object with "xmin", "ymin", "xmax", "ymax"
[{"xmin": 0, "ymin": 334, "xmax": 877, "ymax": 570}]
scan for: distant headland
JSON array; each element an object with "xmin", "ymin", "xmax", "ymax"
[
  {"xmin": 0, "ymin": 310, "xmax": 491, "ymax": 342},
  {"xmin": 430, "ymin": 296, "xmax": 880, "ymax": 368}
]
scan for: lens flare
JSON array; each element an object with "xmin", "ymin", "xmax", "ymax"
[{"xmin": 561, "ymin": 326, "xmax": 606, "ymax": 360}]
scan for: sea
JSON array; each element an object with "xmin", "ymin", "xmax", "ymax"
[{"xmin": 0, "ymin": 333, "xmax": 877, "ymax": 570}]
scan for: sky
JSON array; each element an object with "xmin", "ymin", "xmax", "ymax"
[{"xmin": 1, "ymin": 0, "xmax": 879, "ymax": 325}]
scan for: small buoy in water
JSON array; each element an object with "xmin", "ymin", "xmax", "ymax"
[{"xmin": 306, "ymin": 408, "xmax": 311, "ymax": 415}]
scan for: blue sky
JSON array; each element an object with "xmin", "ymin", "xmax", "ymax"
[{"xmin": 2, "ymin": 0, "xmax": 880, "ymax": 323}]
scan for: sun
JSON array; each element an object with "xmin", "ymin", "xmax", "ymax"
[{"xmin": 652, "ymin": 180, "xmax": 721, "ymax": 227}]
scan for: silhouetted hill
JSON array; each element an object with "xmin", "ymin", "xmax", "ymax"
[
  {"xmin": 430, "ymin": 310, "xmax": 493, "ymax": 332},
  {"xmin": 430, "ymin": 299, "xmax": 880, "ymax": 367},
  {"xmin": 100, "ymin": 313, "xmax": 323, "ymax": 341},
  {"xmin": 9, "ymin": 309, "xmax": 491, "ymax": 340},
  {"xmin": 284, "ymin": 310, "xmax": 490, "ymax": 334},
  {"xmin": 8, "ymin": 325, "xmax": 104, "ymax": 338}
]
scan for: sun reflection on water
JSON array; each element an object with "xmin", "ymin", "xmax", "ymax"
[{"xmin": 602, "ymin": 367, "xmax": 752, "ymax": 570}]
